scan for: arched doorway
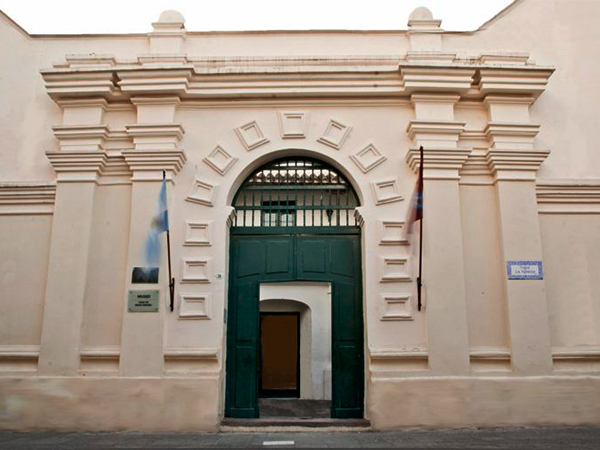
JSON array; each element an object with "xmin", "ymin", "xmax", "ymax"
[{"xmin": 225, "ymin": 156, "xmax": 364, "ymax": 419}]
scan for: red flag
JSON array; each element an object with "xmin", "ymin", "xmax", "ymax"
[{"xmin": 406, "ymin": 146, "xmax": 424, "ymax": 235}]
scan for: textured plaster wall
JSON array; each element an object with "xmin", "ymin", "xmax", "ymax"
[
  {"xmin": 460, "ymin": 185, "xmax": 509, "ymax": 350},
  {"xmin": 81, "ymin": 185, "xmax": 132, "ymax": 351},
  {"xmin": 0, "ymin": 216, "xmax": 52, "ymax": 346},
  {"xmin": 540, "ymin": 214, "xmax": 600, "ymax": 349}
]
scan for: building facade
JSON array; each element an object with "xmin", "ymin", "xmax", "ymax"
[{"xmin": 1, "ymin": 0, "xmax": 600, "ymax": 431}]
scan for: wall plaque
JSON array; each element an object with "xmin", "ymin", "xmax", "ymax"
[
  {"xmin": 128, "ymin": 290, "xmax": 160, "ymax": 312},
  {"xmin": 507, "ymin": 261, "xmax": 543, "ymax": 280}
]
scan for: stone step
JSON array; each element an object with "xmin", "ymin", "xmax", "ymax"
[{"xmin": 221, "ymin": 418, "xmax": 371, "ymax": 432}]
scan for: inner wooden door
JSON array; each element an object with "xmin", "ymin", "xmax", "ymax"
[{"xmin": 260, "ymin": 312, "xmax": 300, "ymax": 398}]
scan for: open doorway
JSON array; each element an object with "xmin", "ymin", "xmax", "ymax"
[{"xmin": 260, "ymin": 312, "xmax": 300, "ymax": 398}]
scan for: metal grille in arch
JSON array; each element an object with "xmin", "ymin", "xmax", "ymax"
[{"xmin": 232, "ymin": 157, "xmax": 360, "ymax": 228}]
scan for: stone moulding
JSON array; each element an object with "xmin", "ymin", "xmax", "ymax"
[
  {"xmin": 40, "ymin": 55, "xmax": 554, "ymax": 101},
  {"xmin": 486, "ymin": 149, "xmax": 550, "ymax": 180},
  {"xmin": 536, "ymin": 181, "xmax": 600, "ymax": 214},
  {"xmin": 371, "ymin": 179, "xmax": 403, "ymax": 205},
  {"xmin": 369, "ymin": 348, "xmax": 429, "ymax": 375},
  {"xmin": 405, "ymin": 147, "xmax": 471, "ymax": 173},
  {"xmin": 178, "ymin": 293, "xmax": 211, "ymax": 319},
  {"xmin": 120, "ymin": 150, "xmax": 186, "ymax": 183},
  {"xmin": 277, "ymin": 111, "xmax": 309, "ymax": 139},
  {"xmin": 350, "ymin": 144, "xmax": 387, "ymax": 173},
  {"xmin": 0, "ymin": 183, "xmax": 56, "ymax": 215},
  {"xmin": 46, "ymin": 151, "xmax": 108, "ymax": 182},
  {"xmin": 380, "ymin": 294, "xmax": 414, "ymax": 321},
  {"xmin": 186, "ymin": 179, "xmax": 217, "ymax": 207},
  {"xmin": 202, "ymin": 145, "xmax": 237, "ymax": 175},
  {"xmin": 163, "ymin": 348, "xmax": 219, "ymax": 360},
  {"xmin": 234, "ymin": 120, "xmax": 269, "ymax": 151},
  {"xmin": 317, "ymin": 119, "xmax": 352, "ymax": 150}
]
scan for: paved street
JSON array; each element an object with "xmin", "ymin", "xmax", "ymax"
[{"xmin": 0, "ymin": 426, "xmax": 599, "ymax": 448}]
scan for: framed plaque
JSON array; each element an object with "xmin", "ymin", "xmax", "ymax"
[
  {"xmin": 507, "ymin": 261, "xmax": 543, "ymax": 280},
  {"xmin": 128, "ymin": 290, "xmax": 160, "ymax": 312}
]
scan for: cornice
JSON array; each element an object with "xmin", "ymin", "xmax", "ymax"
[
  {"xmin": 117, "ymin": 68, "xmax": 193, "ymax": 96},
  {"xmin": 41, "ymin": 71, "xmax": 119, "ymax": 101},
  {"xmin": 52, "ymin": 125, "xmax": 110, "ymax": 151},
  {"xmin": 406, "ymin": 147, "xmax": 471, "ymax": 176},
  {"xmin": 45, "ymin": 151, "xmax": 108, "ymax": 182},
  {"xmin": 40, "ymin": 54, "xmax": 554, "ymax": 102},
  {"xmin": 484, "ymin": 123, "xmax": 540, "ymax": 138},
  {"xmin": 406, "ymin": 120, "xmax": 466, "ymax": 140},
  {"xmin": 125, "ymin": 123, "xmax": 185, "ymax": 140},
  {"xmin": 473, "ymin": 68, "xmax": 553, "ymax": 98},
  {"xmin": 121, "ymin": 149, "xmax": 187, "ymax": 179},
  {"xmin": 399, "ymin": 67, "xmax": 474, "ymax": 94},
  {"xmin": 0, "ymin": 183, "xmax": 56, "ymax": 215},
  {"xmin": 459, "ymin": 148, "xmax": 492, "ymax": 178},
  {"xmin": 52, "ymin": 125, "xmax": 109, "ymax": 139},
  {"xmin": 486, "ymin": 148, "xmax": 550, "ymax": 181},
  {"xmin": 537, "ymin": 181, "xmax": 600, "ymax": 214}
]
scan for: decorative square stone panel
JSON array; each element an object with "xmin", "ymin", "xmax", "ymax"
[
  {"xmin": 203, "ymin": 145, "xmax": 237, "ymax": 176},
  {"xmin": 181, "ymin": 258, "xmax": 210, "ymax": 284},
  {"xmin": 179, "ymin": 293, "xmax": 211, "ymax": 320},
  {"xmin": 186, "ymin": 179, "xmax": 216, "ymax": 207},
  {"xmin": 235, "ymin": 120, "xmax": 269, "ymax": 151},
  {"xmin": 380, "ymin": 256, "xmax": 411, "ymax": 282},
  {"xmin": 184, "ymin": 221, "xmax": 211, "ymax": 246},
  {"xmin": 317, "ymin": 119, "xmax": 351, "ymax": 150},
  {"xmin": 278, "ymin": 111, "xmax": 308, "ymax": 139},
  {"xmin": 371, "ymin": 179, "xmax": 403, "ymax": 205},
  {"xmin": 379, "ymin": 220, "xmax": 409, "ymax": 246},
  {"xmin": 350, "ymin": 144, "xmax": 387, "ymax": 173},
  {"xmin": 381, "ymin": 295, "xmax": 413, "ymax": 321}
]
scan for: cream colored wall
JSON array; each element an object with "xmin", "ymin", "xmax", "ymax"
[
  {"xmin": 2, "ymin": 0, "xmax": 600, "ymax": 431},
  {"xmin": 0, "ymin": 216, "xmax": 52, "ymax": 348},
  {"xmin": 80, "ymin": 184, "xmax": 131, "ymax": 374},
  {"xmin": 540, "ymin": 214, "xmax": 600, "ymax": 352},
  {"xmin": 460, "ymin": 185, "xmax": 510, "ymax": 361},
  {"xmin": 445, "ymin": 0, "xmax": 600, "ymax": 179}
]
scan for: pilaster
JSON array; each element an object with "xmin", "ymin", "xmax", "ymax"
[
  {"xmin": 484, "ymin": 94, "xmax": 553, "ymax": 374},
  {"xmin": 119, "ymin": 94, "xmax": 187, "ymax": 377},
  {"xmin": 405, "ymin": 93, "xmax": 470, "ymax": 375},
  {"xmin": 38, "ymin": 153, "xmax": 106, "ymax": 375}
]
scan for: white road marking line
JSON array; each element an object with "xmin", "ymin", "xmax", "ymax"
[{"xmin": 263, "ymin": 440, "xmax": 295, "ymax": 446}]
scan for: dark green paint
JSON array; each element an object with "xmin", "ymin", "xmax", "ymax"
[{"xmin": 225, "ymin": 231, "xmax": 364, "ymax": 419}]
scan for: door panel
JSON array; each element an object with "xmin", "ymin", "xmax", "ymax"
[
  {"xmin": 226, "ymin": 281, "xmax": 260, "ymax": 418},
  {"xmin": 329, "ymin": 239, "xmax": 354, "ymax": 278},
  {"xmin": 237, "ymin": 240, "xmax": 264, "ymax": 278},
  {"xmin": 331, "ymin": 279, "xmax": 364, "ymax": 418},
  {"xmin": 297, "ymin": 238, "xmax": 328, "ymax": 277},
  {"xmin": 226, "ymin": 233, "xmax": 363, "ymax": 419}
]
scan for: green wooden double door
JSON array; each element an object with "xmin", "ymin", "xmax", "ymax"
[{"xmin": 225, "ymin": 231, "xmax": 364, "ymax": 419}]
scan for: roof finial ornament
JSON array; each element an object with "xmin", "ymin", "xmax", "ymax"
[
  {"xmin": 406, "ymin": 6, "xmax": 444, "ymax": 55},
  {"xmin": 149, "ymin": 10, "xmax": 187, "ymax": 54}
]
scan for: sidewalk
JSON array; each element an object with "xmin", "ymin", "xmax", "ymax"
[{"xmin": 0, "ymin": 426, "xmax": 599, "ymax": 448}]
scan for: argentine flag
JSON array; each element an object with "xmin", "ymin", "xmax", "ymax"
[{"xmin": 145, "ymin": 177, "xmax": 169, "ymax": 267}]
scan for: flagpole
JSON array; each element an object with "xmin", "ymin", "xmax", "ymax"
[
  {"xmin": 417, "ymin": 145, "xmax": 424, "ymax": 312},
  {"xmin": 163, "ymin": 170, "xmax": 175, "ymax": 312}
]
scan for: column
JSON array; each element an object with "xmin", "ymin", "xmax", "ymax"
[
  {"xmin": 120, "ymin": 96, "xmax": 186, "ymax": 377},
  {"xmin": 38, "ymin": 99, "xmax": 108, "ymax": 375},
  {"xmin": 485, "ymin": 95, "xmax": 553, "ymax": 374},
  {"xmin": 406, "ymin": 94, "xmax": 471, "ymax": 375}
]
